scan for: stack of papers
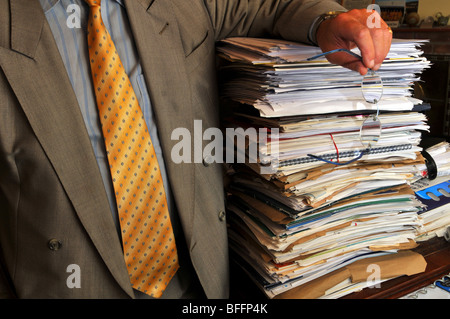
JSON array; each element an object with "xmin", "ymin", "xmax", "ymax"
[
  {"xmin": 227, "ymin": 170, "xmax": 425, "ymax": 298},
  {"xmin": 217, "ymin": 37, "xmax": 430, "ymax": 117},
  {"xmin": 219, "ymin": 37, "xmax": 432, "ymax": 299},
  {"xmin": 225, "ymin": 111, "xmax": 429, "ymax": 175}
]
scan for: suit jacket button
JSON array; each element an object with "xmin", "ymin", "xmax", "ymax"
[
  {"xmin": 218, "ymin": 211, "xmax": 226, "ymax": 222},
  {"xmin": 48, "ymin": 239, "xmax": 62, "ymax": 251}
]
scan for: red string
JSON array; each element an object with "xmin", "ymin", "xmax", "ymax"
[{"xmin": 329, "ymin": 134, "xmax": 339, "ymax": 163}]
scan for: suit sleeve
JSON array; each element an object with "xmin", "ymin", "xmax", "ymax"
[{"xmin": 203, "ymin": 0, "xmax": 346, "ymax": 43}]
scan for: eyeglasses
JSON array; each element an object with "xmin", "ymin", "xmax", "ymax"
[{"xmin": 305, "ymin": 48, "xmax": 383, "ymax": 166}]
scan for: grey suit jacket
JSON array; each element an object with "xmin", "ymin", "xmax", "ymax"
[{"xmin": 0, "ymin": 0, "xmax": 344, "ymax": 298}]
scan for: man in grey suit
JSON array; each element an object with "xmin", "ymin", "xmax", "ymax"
[{"xmin": 0, "ymin": 0, "xmax": 392, "ymax": 299}]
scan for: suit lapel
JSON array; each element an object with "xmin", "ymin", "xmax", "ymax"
[
  {"xmin": 125, "ymin": 0, "xmax": 196, "ymax": 247},
  {"xmin": 1, "ymin": 0, "xmax": 134, "ymax": 298}
]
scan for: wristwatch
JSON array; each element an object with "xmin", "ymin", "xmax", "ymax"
[{"xmin": 308, "ymin": 10, "xmax": 347, "ymax": 46}]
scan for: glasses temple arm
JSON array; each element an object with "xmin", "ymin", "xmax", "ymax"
[{"xmin": 307, "ymin": 48, "xmax": 363, "ymax": 61}]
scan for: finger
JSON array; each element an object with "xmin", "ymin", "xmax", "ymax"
[
  {"xmin": 363, "ymin": 10, "xmax": 392, "ymax": 70},
  {"xmin": 350, "ymin": 26, "xmax": 375, "ymax": 70},
  {"xmin": 370, "ymin": 28, "xmax": 385, "ymax": 70},
  {"xmin": 372, "ymin": 28, "xmax": 393, "ymax": 70}
]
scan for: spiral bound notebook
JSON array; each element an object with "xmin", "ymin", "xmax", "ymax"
[{"xmin": 278, "ymin": 143, "xmax": 413, "ymax": 167}]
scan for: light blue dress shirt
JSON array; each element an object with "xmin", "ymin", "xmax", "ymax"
[{"xmin": 39, "ymin": 0, "xmax": 202, "ymax": 299}]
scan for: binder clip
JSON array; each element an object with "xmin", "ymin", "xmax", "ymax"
[{"xmin": 422, "ymin": 150, "xmax": 438, "ymax": 180}]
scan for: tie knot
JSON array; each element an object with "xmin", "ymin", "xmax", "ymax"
[{"xmin": 85, "ymin": 0, "xmax": 101, "ymax": 7}]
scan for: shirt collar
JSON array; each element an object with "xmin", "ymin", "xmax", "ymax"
[{"xmin": 39, "ymin": 0, "xmax": 124, "ymax": 13}]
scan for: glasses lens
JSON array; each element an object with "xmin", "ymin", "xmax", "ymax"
[
  {"xmin": 360, "ymin": 115, "xmax": 381, "ymax": 148},
  {"xmin": 361, "ymin": 71, "xmax": 383, "ymax": 104},
  {"xmin": 306, "ymin": 49, "xmax": 384, "ymax": 160}
]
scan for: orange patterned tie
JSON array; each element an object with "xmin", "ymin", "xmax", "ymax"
[{"xmin": 84, "ymin": 0, "xmax": 179, "ymax": 298}]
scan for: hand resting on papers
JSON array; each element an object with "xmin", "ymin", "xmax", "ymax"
[{"xmin": 316, "ymin": 9, "xmax": 393, "ymax": 76}]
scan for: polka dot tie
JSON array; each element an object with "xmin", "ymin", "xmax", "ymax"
[{"xmin": 84, "ymin": 0, "xmax": 179, "ymax": 298}]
